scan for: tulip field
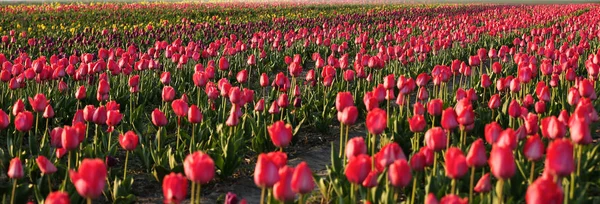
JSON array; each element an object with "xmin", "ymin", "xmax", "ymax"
[{"xmin": 1, "ymin": 1, "xmax": 600, "ymax": 204}]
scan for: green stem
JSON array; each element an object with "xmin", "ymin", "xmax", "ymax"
[
  {"xmin": 497, "ymin": 179, "xmax": 504, "ymax": 204},
  {"xmin": 47, "ymin": 174, "xmax": 52, "ymax": 193},
  {"xmin": 469, "ymin": 167, "xmax": 475, "ymax": 202},
  {"xmin": 123, "ymin": 151, "xmax": 129, "ymax": 179},
  {"xmin": 576, "ymin": 145, "xmax": 582, "ymax": 177},
  {"xmin": 339, "ymin": 123, "xmax": 344, "ymax": 158},
  {"xmin": 197, "ymin": 184, "xmax": 202, "ymax": 204},
  {"xmin": 451, "ymin": 179, "xmax": 456, "ymax": 195},
  {"xmin": 410, "ymin": 172, "xmax": 418, "ymax": 204},
  {"xmin": 10, "ymin": 179, "xmax": 16, "ymax": 204},
  {"xmin": 260, "ymin": 187, "xmax": 266, "ymax": 204},
  {"xmin": 529, "ymin": 162, "xmax": 535, "ymax": 184},
  {"xmin": 87, "ymin": 198, "xmax": 92, "ymax": 204}
]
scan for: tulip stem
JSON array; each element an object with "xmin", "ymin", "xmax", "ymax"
[
  {"xmin": 451, "ymin": 179, "xmax": 456, "ymax": 194},
  {"xmin": 191, "ymin": 183, "xmax": 196, "ymax": 204},
  {"xmin": 529, "ymin": 162, "xmax": 535, "ymax": 184},
  {"xmin": 350, "ymin": 184, "xmax": 355, "ymax": 203},
  {"xmin": 191, "ymin": 124, "xmax": 196, "ymax": 152},
  {"xmin": 469, "ymin": 167, "xmax": 475, "ymax": 202},
  {"xmin": 87, "ymin": 198, "xmax": 92, "ymax": 204},
  {"xmin": 410, "ymin": 172, "xmax": 418, "ymax": 204},
  {"xmin": 339, "ymin": 123, "xmax": 344, "ymax": 158},
  {"xmin": 123, "ymin": 151, "xmax": 129, "ymax": 179},
  {"xmin": 497, "ymin": 179, "xmax": 504, "ymax": 204},
  {"xmin": 570, "ymin": 172, "xmax": 575, "ymax": 200},
  {"xmin": 259, "ymin": 187, "xmax": 266, "ymax": 204},
  {"xmin": 10, "ymin": 179, "xmax": 16, "ymax": 204},
  {"xmin": 299, "ymin": 194, "xmax": 304, "ymax": 204},
  {"xmin": 196, "ymin": 184, "xmax": 202, "ymax": 204},
  {"xmin": 47, "ymin": 174, "xmax": 52, "ymax": 193},
  {"xmin": 157, "ymin": 127, "xmax": 162, "ymax": 153},
  {"xmin": 576, "ymin": 145, "xmax": 582, "ymax": 177},
  {"xmin": 432, "ymin": 152, "xmax": 438, "ymax": 178},
  {"xmin": 176, "ymin": 122, "xmax": 181, "ymax": 150}
]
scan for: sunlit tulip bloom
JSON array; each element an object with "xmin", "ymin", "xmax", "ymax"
[
  {"xmin": 489, "ymin": 145, "xmax": 515, "ymax": 180},
  {"xmin": 474, "ymin": 173, "xmax": 491, "ymax": 193},
  {"xmin": 70, "ymin": 159, "xmax": 107, "ymax": 199},
  {"xmin": 162, "ymin": 86, "xmax": 176, "ymax": 102},
  {"xmin": 445, "ymin": 147, "xmax": 468, "ymax": 179},
  {"xmin": 375, "ymin": 142, "xmax": 407, "ymax": 172},
  {"xmin": 160, "ymin": 72, "xmax": 171, "ymax": 85},
  {"xmin": 273, "ymin": 166, "xmax": 295, "ymax": 202},
  {"xmin": 440, "ymin": 194, "xmax": 468, "ymax": 204},
  {"xmin": 151, "ymin": 109, "xmax": 168, "ymax": 127},
  {"xmin": 425, "ymin": 193, "xmax": 439, "ymax": 204},
  {"xmin": 254, "ymin": 154, "xmax": 280, "ymax": 188},
  {"xmin": 291, "ymin": 162, "xmax": 314, "ymax": 194},
  {"xmin": 425, "ymin": 127, "xmax": 447, "ymax": 151},
  {"xmin": 346, "ymin": 137, "xmax": 366, "ymax": 160},
  {"xmin": 119, "ymin": 131, "xmax": 139, "ymax": 151},
  {"xmin": 540, "ymin": 116, "xmax": 566, "ymax": 139},
  {"xmin": 187, "ymin": 105, "xmax": 203, "ymax": 124},
  {"xmin": 268, "ymin": 121, "xmax": 293, "ymax": 148},
  {"xmin": 28, "ymin": 93, "xmax": 49, "ymax": 112},
  {"xmin": 14, "ymin": 111, "xmax": 33, "ymax": 132},
  {"xmin": 466, "ymin": 139, "xmax": 487, "ymax": 168},
  {"xmin": 408, "ymin": 114, "xmax": 426, "ymax": 132},
  {"xmin": 45, "ymin": 191, "xmax": 70, "ymax": 204},
  {"xmin": 162, "ymin": 173, "xmax": 188, "ymax": 204},
  {"xmin": 441, "ymin": 108, "xmax": 458, "ymax": 130},
  {"xmin": 36, "ymin": 155, "xmax": 57, "ymax": 174},
  {"xmin": 340, "ymin": 106, "xmax": 358, "ymax": 125},
  {"xmin": 184, "ymin": 151, "xmax": 215, "ymax": 184},
  {"xmin": 366, "ymin": 108, "xmax": 387, "ymax": 135},
  {"xmin": 171, "ymin": 99, "xmax": 188, "ymax": 118},
  {"xmin": 345, "ymin": 154, "xmax": 371, "ymax": 184},
  {"xmin": 526, "ymin": 177, "xmax": 563, "ymax": 204},
  {"xmin": 427, "ymin": 99, "xmax": 443, "ymax": 116},
  {"xmin": 388, "ymin": 159, "xmax": 412, "ymax": 188},
  {"xmin": 8, "ymin": 157, "xmax": 23, "ymax": 179},
  {"xmin": 0, "ymin": 109, "xmax": 9, "ymax": 129},
  {"xmin": 335, "ymin": 92, "xmax": 354, "ymax": 112},
  {"xmin": 523, "ymin": 134, "xmax": 544, "ymax": 161},
  {"xmin": 410, "ymin": 152, "xmax": 426, "ymax": 172},
  {"xmin": 266, "ymin": 151, "xmax": 288, "ymax": 169}
]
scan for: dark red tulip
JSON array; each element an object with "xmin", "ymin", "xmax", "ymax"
[
  {"xmin": 8, "ymin": 157, "xmax": 23, "ymax": 179},
  {"xmin": 523, "ymin": 134, "xmax": 544, "ymax": 161},
  {"xmin": 441, "ymin": 108, "xmax": 458, "ymax": 130},
  {"xmin": 151, "ymin": 108, "xmax": 168, "ymax": 127},
  {"xmin": 474, "ymin": 173, "xmax": 491, "ymax": 193},
  {"xmin": 162, "ymin": 173, "xmax": 188, "ymax": 204},
  {"xmin": 28, "ymin": 93, "xmax": 49, "ymax": 112},
  {"xmin": 184, "ymin": 151, "xmax": 215, "ymax": 184},
  {"xmin": 445, "ymin": 147, "xmax": 468, "ymax": 179},
  {"xmin": 408, "ymin": 114, "xmax": 426, "ymax": 132},
  {"xmin": 162, "ymin": 86, "xmax": 176, "ymax": 102},
  {"xmin": 489, "ymin": 145, "xmax": 515, "ymax": 179},
  {"xmin": 36, "ymin": 155, "xmax": 57, "ymax": 174},
  {"xmin": 92, "ymin": 106, "xmax": 107, "ymax": 125},
  {"xmin": 171, "ymin": 99, "xmax": 188, "ymax": 118},
  {"xmin": 366, "ymin": 108, "xmax": 387, "ymax": 135},
  {"xmin": 119, "ymin": 131, "xmax": 139, "ymax": 151},
  {"xmin": 268, "ymin": 121, "xmax": 293, "ymax": 148},
  {"xmin": 466, "ymin": 139, "xmax": 487, "ymax": 168},
  {"xmin": 291, "ymin": 162, "xmax": 314, "ymax": 194},
  {"xmin": 14, "ymin": 111, "xmax": 33, "ymax": 132},
  {"xmin": 545, "ymin": 139, "xmax": 574, "ymax": 177},
  {"xmin": 388, "ymin": 159, "xmax": 412, "ymax": 188},
  {"xmin": 427, "ymin": 99, "xmax": 443, "ymax": 116},
  {"xmin": 410, "ymin": 152, "xmax": 426, "ymax": 172},
  {"xmin": 425, "ymin": 127, "xmax": 447, "ymax": 152},
  {"xmin": 526, "ymin": 177, "xmax": 563, "ymax": 204},
  {"xmin": 254, "ymin": 154, "xmax": 280, "ymax": 188},
  {"xmin": 70, "ymin": 159, "xmax": 107, "ymax": 199},
  {"xmin": 346, "ymin": 137, "xmax": 366, "ymax": 160},
  {"xmin": 45, "ymin": 191, "xmax": 70, "ymax": 204},
  {"xmin": 0, "ymin": 109, "xmax": 9, "ymax": 129},
  {"xmin": 273, "ymin": 166, "xmax": 295, "ymax": 202},
  {"xmin": 345, "ymin": 154, "xmax": 371, "ymax": 184}
]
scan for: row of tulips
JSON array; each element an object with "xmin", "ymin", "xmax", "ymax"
[{"xmin": 0, "ymin": 2, "xmax": 599, "ymax": 204}]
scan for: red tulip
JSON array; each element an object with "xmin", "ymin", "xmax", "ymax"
[
  {"xmin": 445, "ymin": 147, "xmax": 468, "ymax": 179},
  {"xmin": 339, "ymin": 106, "xmax": 358, "ymax": 125},
  {"xmin": 335, "ymin": 92, "xmax": 354, "ymax": 112},
  {"xmin": 119, "ymin": 131, "xmax": 139, "ymax": 151},
  {"xmin": 43, "ymin": 105, "xmax": 55, "ymax": 118},
  {"xmin": 427, "ymin": 99, "xmax": 443, "ymax": 116},
  {"xmin": 489, "ymin": 145, "xmax": 515, "ymax": 180},
  {"xmin": 345, "ymin": 154, "xmax": 371, "ymax": 184},
  {"xmin": 388, "ymin": 159, "xmax": 412, "ymax": 188},
  {"xmin": 106, "ymin": 110, "xmax": 122, "ymax": 131},
  {"xmin": 484, "ymin": 122, "xmax": 502, "ymax": 144},
  {"xmin": 83, "ymin": 105, "xmax": 95, "ymax": 122},
  {"xmin": 508, "ymin": 100, "xmax": 521, "ymax": 118},
  {"xmin": 273, "ymin": 166, "xmax": 295, "ymax": 202},
  {"xmin": 0, "ymin": 109, "xmax": 9, "ymax": 129},
  {"xmin": 366, "ymin": 108, "xmax": 387, "ymax": 135},
  {"xmin": 425, "ymin": 127, "xmax": 447, "ymax": 152},
  {"xmin": 291, "ymin": 162, "xmax": 314, "ymax": 194},
  {"xmin": 474, "ymin": 173, "xmax": 491, "ymax": 193},
  {"xmin": 526, "ymin": 177, "xmax": 563, "ymax": 204},
  {"xmin": 160, "ymin": 72, "xmax": 171, "ymax": 85},
  {"xmin": 70, "ymin": 159, "xmax": 107, "ymax": 199},
  {"xmin": 268, "ymin": 121, "xmax": 293, "ymax": 148},
  {"xmin": 14, "ymin": 111, "xmax": 33, "ymax": 132},
  {"xmin": 187, "ymin": 105, "xmax": 203, "ymax": 124},
  {"xmin": 28, "ymin": 93, "xmax": 49, "ymax": 112},
  {"xmin": 36, "ymin": 155, "xmax": 57, "ymax": 174},
  {"xmin": 408, "ymin": 114, "xmax": 426, "ymax": 132},
  {"xmin": 410, "ymin": 152, "xmax": 426, "ymax": 172},
  {"xmin": 219, "ymin": 57, "xmax": 229, "ymax": 71},
  {"xmin": 466, "ymin": 139, "xmax": 487, "ymax": 168},
  {"xmin": 523, "ymin": 134, "xmax": 544, "ymax": 161},
  {"xmin": 362, "ymin": 171, "xmax": 379, "ymax": 188},
  {"xmin": 268, "ymin": 101, "xmax": 280, "ymax": 114},
  {"xmin": 162, "ymin": 173, "xmax": 188, "ymax": 204},
  {"xmin": 488, "ymin": 94, "xmax": 501, "ymax": 109},
  {"xmin": 8, "ymin": 157, "xmax": 23, "ymax": 179},
  {"xmin": 440, "ymin": 194, "xmax": 468, "ymax": 204},
  {"xmin": 578, "ymin": 79, "xmax": 594, "ymax": 98},
  {"xmin": 413, "ymin": 102, "xmax": 425, "ymax": 115},
  {"xmin": 346, "ymin": 137, "xmax": 366, "ymax": 160},
  {"xmin": 260, "ymin": 73, "xmax": 269, "ymax": 87},
  {"xmin": 151, "ymin": 109, "xmax": 168, "ymax": 127},
  {"xmin": 425, "ymin": 193, "xmax": 439, "ymax": 204},
  {"xmin": 540, "ymin": 116, "xmax": 566, "ymax": 139},
  {"xmin": 383, "ymin": 74, "xmax": 395, "ymax": 90},
  {"xmin": 254, "ymin": 99, "xmax": 265, "ymax": 112},
  {"xmin": 375, "ymin": 142, "xmax": 407, "ymax": 172},
  {"xmin": 171, "ymin": 99, "xmax": 188, "ymax": 118},
  {"xmin": 184, "ymin": 151, "xmax": 215, "ymax": 184},
  {"xmin": 61, "ymin": 125, "xmax": 79, "ymax": 151},
  {"xmin": 162, "ymin": 86, "xmax": 176, "ymax": 102},
  {"xmin": 569, "ymin": 112, "xmax": 592, "ymax": 145},
  {"xmin": 236, "ymin": 70, "xmax": 248, "ymax": 83},
  {"xmin": 545, "ymin": 139, "xmax": 574, "ymax": 177},
  {"xmin": 277, "ymin": 93, "xmax": 289, "ymax": 108},
  {"xmin": 496, "ymin": 128, "xmax": 517, "ymax": 150},
  {"xmin": 481, "ymin": 74, "xmax": 491, "ymax": 88},
  {"xmin": 441, "ymin": 108, "xmax": 458, "ymax": 130},
  {"xmin": 45, "ymin": 191, "xmax": 71, "ymax": 204},
  {"xmin": 266, "ymin": 151, "xmax": 288, "ymax": 168},
  {"xmin": 254, "ymin": 154, "xmax": 280, "ymax": 188}
]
